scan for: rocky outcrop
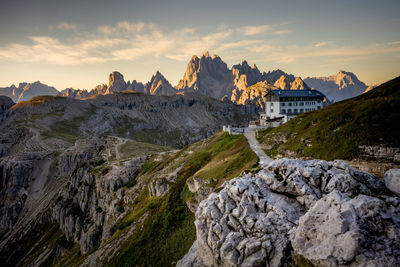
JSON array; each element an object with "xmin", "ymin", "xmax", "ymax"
[
  {"xmin": 106, "ymin": 71, "xmax": 127, "ymax": 94},
  {"xmin": 52, "ymin": 137, "xmax": 147, "ymax": 253},
  {"xmin": 176, "ymin": 52, "xmax": 234, "ymax": 100},
  {"xmin": 146, "ymin": 71, "xmax": 177, "ymax": 96},
  {"xmin": 292, "ymin": 190, "xmax": 400, "ymax": 266},
  {"xmin": 235, "ymin": 81, "xmax": 276, "ymax": 109},
  {"xmin": 384, "ymin": 169, "xmax": 400, "ymax": 196},
  {"xmin": 179, "ymin": 159, "xmax": 399, "ymax": 266},
  {"xmin": 273, "ymin": 75, "xmax": 291, "ymax": 90},
  {"xmin": 0, "ymin": 96, "xmax": 14, "ymax": 111},
  {"xmin": 305, "ymin": 70, "xmax": 368, "ymax": 102},
  {"xmin": 290, "ymin": 77, "xmax": 311, "ymax": 90},
  {"xmin": 359, "ymin": 145, "xmax": 400, "ymax": 163}
]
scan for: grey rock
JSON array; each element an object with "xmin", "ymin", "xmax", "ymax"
[
  {"xmin": 181, "ymin": 159, "xmax": 399, "ymax": 266},
  {"xmin": 291, "ymin": 190, "xmax": 400, "ymax": 266},
  {"xmin": 384, "ymin": 169, "xmax": 400, "ymax": 196}
]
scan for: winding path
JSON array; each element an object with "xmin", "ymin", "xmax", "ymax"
[{"xmin": 244, "ymin": 129, "xmax": 272, "ymax": 166}]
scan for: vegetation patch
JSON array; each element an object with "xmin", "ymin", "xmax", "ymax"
[
  {"xmin": 120, "ymin": 140, "xmax": 170, "ymax": 159},
  {"xmin": 42, "ymin": 105, "xmax": 97, "ymax": 143},
  {"xmin": 109, "ymin": 131, "xmax": 257, "ymax": 266},
  {"xmin": 257, "ymin": 76, "xmax": 400, "ymax": 161}
]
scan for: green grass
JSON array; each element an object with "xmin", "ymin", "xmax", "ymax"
[
  {"xmin": 42, "ymin": 105, "xmax": 97, "ymax": 143},
  {"xmin": 257, "ymin": 76, "xmax": 400, "ymax": 161},
  {"xmin": 109, "ymin": 132, "xmax": 258, "ymax": 266},
  {"xmin": 120, "ymin": 140, "xmax": 170, "ymax": 158},
  {"xmin": 0, "ymin": 221, "xmax": 87, "ymax": 267}
]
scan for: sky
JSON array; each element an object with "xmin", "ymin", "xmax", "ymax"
[{"xmin": 0, "ymin": 0, "xmax": 399, "ymax": 91}]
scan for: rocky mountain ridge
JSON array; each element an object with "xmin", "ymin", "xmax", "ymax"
[
  {"xmin": 0, "ymin": 81, "xmax": 59, "ymax": 102},
  {"xmin": 1, "ymin": 53, "xmax": 370, "ymax": 105},
  {"xmin": 305, "ymin": 70, "xmax": 368, "ymax": 102}
]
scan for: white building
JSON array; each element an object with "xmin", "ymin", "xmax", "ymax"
[{"xmin": 260, "ymin": 89, "xmax": 325, "ymax": 126}]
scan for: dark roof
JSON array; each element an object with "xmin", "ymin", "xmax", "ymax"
[{"xmin": 270, "ymin": 89, "xmax": 325, "ymax": 98}]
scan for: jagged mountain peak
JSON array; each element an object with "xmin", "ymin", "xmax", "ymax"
[
  {"xmin": 304, "ymin": 70, "xmax": 367, "ymax": 102},
  {"xmin": 107, "ymin": 71, "xmax": 127, "ymax": 93},
  {"xmin": 274, "ymin": 75, "xmax": 290, "ymax": 90},
  {"xmin": 147, "ymin": 70, "xmax": 176, "ymax": 96},
  {"xmin": 291, "ymin": 77, "xmax": 311, "ymax": 90}
]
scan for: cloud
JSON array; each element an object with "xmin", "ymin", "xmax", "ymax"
[
  {"xmin": 239, "ymin": 25, "xmax": 273, "ymax": 36},
  {"xmin": 0, "ymin": 21, "xmax": 399, "ymax": 67},
  {"xmin": 388, "ymin": 40, "xmax": 400, "ymax": 46},
  {"xmin": 98, "ymin": 21, "xmax": 156, "ymax": 35},
  {"xmin": 51, "ymin": 22, "xmax": 77, "ymax": 31},
  {"xmin": 314, "ymin": 41, "xmax": 327, "ymax": 47}
]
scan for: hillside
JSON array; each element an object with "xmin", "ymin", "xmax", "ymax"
[
  {"xmin": 0, "ymin": 131, "xmax": 258, "ymax": 266},
  {"xmin": 257, "ymin": 76, "xmax": 400, "ymax": 173},
  {"xmin": 2, "ymin": 91, "xmax": 253, "ymax": 149}
]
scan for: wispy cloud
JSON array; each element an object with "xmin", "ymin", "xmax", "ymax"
[
  {"xmin": 98, "ymin": 21, "xmax": 157, "ymax": 35},
  {"xmin": 237, "ymin": 24, "xmax": 291, "ymax": 36},
  {"xmin": 0, "ymin": 21, "xmax": 399, "ymax": 67},
  {"xmin": 388, "ymin": 40, "xmax": 400, "ymax": 46},
  {"xmin": 239, "ymin": 25, "xmax": 273, "ymax": 36},
  {"xmin": 315, "ymin": 41, "xmax": 327, "ymax": 47},
  {"xmin": 50, "ymin": 22, "xmax": 77, "ymax": 31}
]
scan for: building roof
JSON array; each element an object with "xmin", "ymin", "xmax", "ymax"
[{"xmin": 270, "ymin": 89, "xmax": 325, "ymax": 98}]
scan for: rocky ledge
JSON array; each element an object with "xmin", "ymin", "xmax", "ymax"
[{"xmin": 178, "ymin": 159, "xmax": 400, "ymax": 266}]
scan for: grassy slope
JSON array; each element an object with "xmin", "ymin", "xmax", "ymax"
[
  {"xmin": 257, "ymin": 76, "xmax": 400, "ymax": 161},
  {"xmin": 109, "ymin": 132, "xmax": 258, "ymax": 267}
]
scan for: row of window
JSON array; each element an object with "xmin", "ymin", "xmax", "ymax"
[
  {"xmin": 279, "ymin": 101, "xmax": 318, "ymax": 107},
  {"xmin": 280, "ymin": 97, "xmax": 322, "ymax": 102},
  {"xmin": 280, "ymin": 107, "xmax": 318, "ymax": 114}
]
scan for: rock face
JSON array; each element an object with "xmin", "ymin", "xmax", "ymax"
[
  {"xmin": 384, "ymin": 169, "xmax": 400, "ymax": 196},
  {"xmin": 305, "ymin": 70, "xmax": 368, "ymax": 102},
  {"xmin": 51, "ymin": 137, "xmax": 147, "ymax": 253},
  {"xmin": 145, "ymin": 71, "xmax": 177, "ymax": 96},
  {"xmin": 176, "ymin": 52, "xmax": 234, "ymax": 100},
  {"xmin": 0, "ymin": 96, "xmax": 14, "ymax": 112},
  {"xmin": 273, "ymin": 75, "xmax": 291, "ymax": 90},
  {"xmin": 290, "ymin": 77, "xmax": 311, "ymax": 90},
  {"xmin": 179, "ymin": 159, "xmax": 399, "ymax": 266},
  {"xmin": 106, "ymin": 71, "xmax": 127, "ymax": 93},
  {"xmin": 235, "ymin": 81, "xmax": 276, "ymax": 109},
  {"xmin": 0, "ymin": 82, "xmax": 59, "ymax": 102}
]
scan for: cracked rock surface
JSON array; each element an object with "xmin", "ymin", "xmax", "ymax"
[{"xmin": 178, "ymin": 159, "xmax": 400, "ymax": 267}]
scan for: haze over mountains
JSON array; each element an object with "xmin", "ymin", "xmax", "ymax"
[{"xmin": 0, "ymin": 52, "xmax": 371, "ymax": 104}]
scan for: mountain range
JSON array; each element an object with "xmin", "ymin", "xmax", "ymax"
[{"xmin": 0, "ymin": 52, "xmax": 371, "ymax": 105}]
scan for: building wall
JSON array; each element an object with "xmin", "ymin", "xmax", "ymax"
[
  {"xmin": 265, "ymin": 101, "xmax": 281, "ymax": 118},
  {"xmin": 263, "ymin": 97, "xmax": 323, "ymax": 124}
]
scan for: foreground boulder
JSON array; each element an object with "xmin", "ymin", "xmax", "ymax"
[{"xmin": 178, "ymin": 159, "xmax": 400, "ymax": 266}]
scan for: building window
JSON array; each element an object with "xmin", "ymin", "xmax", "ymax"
[
  {"xmin": 289, "ymin": 102, "xmax": 292, "ymax": 106},
  {"xmin": 300, "ymin": 102, "xmax": 304, "ymax": 106},
  {"xmin": 288, "ymin": 109, "xmax": 292, "ymax": 113},
  {"xmin": 300, "ymin": 108, "xmax": 304, "ymax": 113},
  {"xmin": 271, "ymin": 109, "xmax": 274, "ymax": 113},
  {"xmin": 281, "ymin": 102, "xmax": 285, "ymax": 106},
  {"xmin": 271, "ymin": 102, "xmax": 274, "ymax": 106},
  {"xmin": 282, "ymin": 109, "xmax": 286, "ymax": 113},
  {"xmin": 294, "ymin": 109, "xmax": 298, "ymax": 113}
]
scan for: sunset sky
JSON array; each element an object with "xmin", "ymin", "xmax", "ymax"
[{"xmin": 0, "ymin": 0, "xmax": 399, "ymax": 90}]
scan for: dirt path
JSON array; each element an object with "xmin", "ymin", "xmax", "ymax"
[
  {"xmin": 244, "ymin": 131, "xmax": 272, "ymax": 166},
  {"xmin": 115, "ymin": 138, "xmax": 127, "ymax": 160}
]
